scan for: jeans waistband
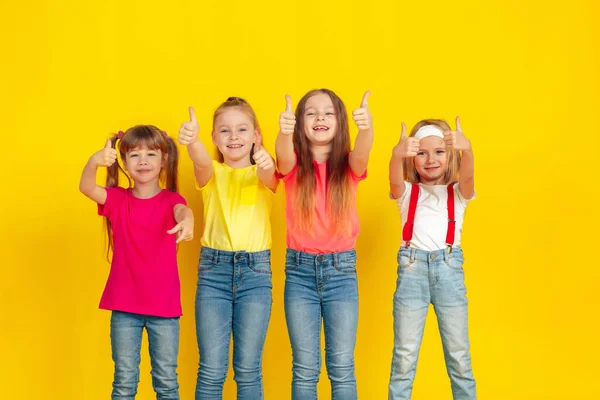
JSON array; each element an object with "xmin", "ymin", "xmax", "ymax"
[
  {"xmin": 398, "ymin": 247, "xmax": 463, "ymax": 262},
  {"xmin": 286, "ymin": 248, "xmax": 356, "ymax": 265},
  {"xmin": 200, "ymin": 246, "xmax": 271, "ymax": 264}
]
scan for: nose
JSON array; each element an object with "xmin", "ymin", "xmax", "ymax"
[{"xmin": 316, "ymin": 114, "xmax": 325, "ymax": 121}]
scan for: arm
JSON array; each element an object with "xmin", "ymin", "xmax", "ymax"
[
  {"xmin": 458, "ymin": 148, "xmax": 474, "ymax": 199},
  {"xmin": 389, "ymin": 123, "xmax": 419, "ymax": 199},
  {"xmin": 253, "ymin": 134, "xmax": 279, "ymax": 192},
  {"xmin": 179, "ymin": 106, "xmax": 214, "ymax": 187},
  {"xmin": 443, "ymin": 116, "xmax": 474, "ymax": 199},
  {"xmin": 349, "ymin": 91, "xmax": 374, "ymax": 176},
  {"xmin": 168, "ymin": 204, "xmax": 194, "ymax": 244},
  {"xmin": 79, "ymin": 139, "xmax": 117, "ymax": 205},
  {"xmin": 275, "ymin": 94, "xmax": 297, "ymax": 175}
]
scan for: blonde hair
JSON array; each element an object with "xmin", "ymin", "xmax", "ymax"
[
  {"xmin": 212, "ymin": 97, "xmax": 260, "ymax": 163},
  {"xmin": 403, "ymin": 119, "xmax": 461, "ymax": 184}
]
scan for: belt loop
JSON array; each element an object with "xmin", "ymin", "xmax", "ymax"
[
  {"xmin": 409, "ymin": 248, "xmax": 415, "ymax": 263},
  {"xmin": 248, "ymin": 252, "xmax": 253, "ymax": 268},
  {"xmin": 334, "ymin": 252, "xmax": 339, "ymax": 269},
  {"xmin": 295, "ymin": 250, "xmax": 300, "ymax": 268},
  {"xmin": 213, "ymin": 249, "xmax": 218, "ymax": 265}
]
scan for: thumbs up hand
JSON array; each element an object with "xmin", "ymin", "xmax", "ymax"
[
  {"xmin": 252, "ymin": 133, "xmax": 275, "ymax": 171},
  {"xmin": 393, "ymin": 123, "xmax": 420, "ymax": 158},
  {"xmin": 92, "ymin": 138, "xmax": 118, "ymax": 167},
  {"xmin": 178, "ymin": 106, "xmax": 199, "ymax": 146},
  {"xmin": 279, "ymin": 94, "xmax": 296, "ymax": 135},
  {"xmin": 352, "ymin": 90, "xmax": 372, "ymax": 131},
  {"xmin": 443, "ymin": 116, "xmax": 471, "ymax": 151}
]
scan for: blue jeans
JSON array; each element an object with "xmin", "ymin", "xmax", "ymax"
[
  {"xmin": 110, "ymin": 311, "xmax": 180, "ymax": 399},
  {"xmin": 195, "ymin": 247, "xmax": 273, "ymax": 400},
  {"xmin": 284, "ymin": 248, "xmax": 359, "ymax": 400},
  {"xmin": 388, "ymin": 247, "xmax": 476, "ymax": 400}
]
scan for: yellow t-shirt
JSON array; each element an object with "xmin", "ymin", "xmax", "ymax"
[{"xmin": 199, "ymin": 160, "xmax": 274, "ymax": 252}]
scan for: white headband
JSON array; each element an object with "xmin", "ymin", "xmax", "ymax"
[{"xmin": 414, "ymin": 125, "xmax": 444, "ymax": 140}]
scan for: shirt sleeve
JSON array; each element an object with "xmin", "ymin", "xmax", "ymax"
[
  {"xmin": 170, "ymin": 191, "xmax": 188, "ymax": 208},
  {"xmin": 97, "ymin": 187, "xmax": 126, "ymax": 220}
]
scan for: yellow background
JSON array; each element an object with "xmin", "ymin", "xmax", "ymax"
[{"xmin": 1, "ymin": 0, "xmax": 598, "ymax": 398}]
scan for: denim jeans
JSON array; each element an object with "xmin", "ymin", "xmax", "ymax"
[
  {"xmin": 195, "ymin": 247, "xmax": 273, "ymax": 400},
  {"xmin": 110, "ymin": 311, "xmax": 180, "ymax": 399},
  {"xmin": 284, "ymin": 248, "xmax": 359, "ymax": 400},
  {"xmin": 388, "ymin": 247, "xmax": 476, "ymax": 400}
]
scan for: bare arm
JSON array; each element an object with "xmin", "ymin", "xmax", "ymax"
[
  {"xmin": 349, "ymin": 91, "xmax": 374, "ymax": 177},
  {"xmin": 389, "ymin": 123, "xmax": 419, "ymax": 199},
  {"xmin": 179, "ymin": 106, "xmax": 214, "ymax": 187},
  {"xmin": 79, "ymin": 139, "xmax": 117, "ymax": 205},
  {"xmin": 168, "ymin": 203, "xmax": 194, "ymax": 244},
  {"xmin": 276, "ymin": 94, "xmax": 297, "ymax": 175}
]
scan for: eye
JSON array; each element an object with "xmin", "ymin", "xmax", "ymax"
[
  {"xmin": 326, "ymin": 112, "xmax": 334, "ymax": 116},
  {"xmin": 148, "ymin": 152, "xmax": 157, "ymax": 157},
  {"xmin": 239, "ymin": 128, "xmax": 247, "ymax": 132},
  {"xmin": 129, "ymin": 153, "xmax": 138, "ymax": 158},
  {"xmin": 306, "ymin": 112, "xmax": 315, "ymax": 116},
  {"xmin": 436, "ymin": 150, "xmax": 445, "ymax": 154},
  {"xmin": 221, "ymin": 129, "xmax": 230, "ymax": 134},
  {"xmin": 417, "ymin": 151, "xmax": 425, "ymax": 156}
]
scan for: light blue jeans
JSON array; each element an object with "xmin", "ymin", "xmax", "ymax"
[
  {"xmin": 195, "ymin": 247, "xmax": 273, "ymax": 400},
  {"xmin": 284, "ymin": 248, "xmax": 359, "ymax": 400},
  {"xmin": 110, "ymin": 311, "xmax": 180, "ymax": 399},
  {"xmin": 388, "ymin": 247, "xmax": 476, "ymax": 399}
]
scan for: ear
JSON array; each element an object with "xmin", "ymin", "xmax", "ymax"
[{"xmin": 211, "ymin": 130, "xmax": 217, "ymax": 146}]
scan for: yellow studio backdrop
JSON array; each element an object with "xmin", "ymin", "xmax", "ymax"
[{"xmin": 1, "ymin": 0, "xmax": 598, "ymax": 398}]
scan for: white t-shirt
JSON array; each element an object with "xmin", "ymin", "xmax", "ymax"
[{"xmin": 395, "ymin": 181, "xmax": 474, "ymax": 251}]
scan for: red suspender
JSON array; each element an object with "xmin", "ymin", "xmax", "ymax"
[
  {"xmin": 403, "ymin": 183, "xmax": 456, "ymax": 249},
  {"xmin": 445, "ymin": 184, "xmax": 456, "ymax": 247},
  {"xmin": 402, "ymin": 183, "xmax": 420, "ymax": 247}
]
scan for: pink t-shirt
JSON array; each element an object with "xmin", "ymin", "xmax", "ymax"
[
  {"xmin": 282, "ymin": 160, "xmax": 366, "ymax": 254},
  {"xmin": 97, "ymin": 187, "xmax": 186, "ymax": 317}
]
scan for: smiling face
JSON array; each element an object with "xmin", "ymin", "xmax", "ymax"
[
  {"xmin": 212, "ymin": 108, "xmax": 258, "ymax": 166},
  {"xmin": 413, "ymin": 135, "xmax": 449, "ymax": 185},
  {"xmin": 302, "ymin": 93, "xmax": 338, "ymax": 146},
  {"xmin": 123, "ymin": 145, "xmax": 165, "ymax": 186}
]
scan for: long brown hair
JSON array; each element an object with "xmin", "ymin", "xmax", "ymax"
[
  {"xmin": 293, "ymin": 89, "xmax": 353, "ymax": 234},
  {"xmin": 212, "ymin": 97, "xmax": 260, "ymax": 164},
  {"xmin": 104, "ymin": 125, "xmax": 179, "ymax": 259},
  {"xmin": 403, "ymin": 119, "xmax": 461, "ymax": 184}
]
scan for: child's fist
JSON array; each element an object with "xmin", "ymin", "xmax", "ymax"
[
  {"xmin": 279, "ymin": 95, "xmax": 296, "ymax": 135},
  {"xmin": 178, "ymin": 106, "xmax": 199, "ymax": 146}
]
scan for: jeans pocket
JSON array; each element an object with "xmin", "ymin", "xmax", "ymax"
[
  {"xmin": 398, "ymin": 254, "xmax": 413, "ymax": 269},
  {"xmin": 250, "ymin": 260, "xmax": 272, "ymax": 275},
  {"xmin": 198, "ymin": 257, "xmax": 214, "ymax": 272},
  {"xmin": 444, "ymin": 254, "xmax": 464, "ymax": 271},
  {"xmin": 284, "ymin": 256, "xmax": 299, "ymax": 272},
  {"xmin": 333, "ymin": 260, "xmax": 357, "ymax": 274}
]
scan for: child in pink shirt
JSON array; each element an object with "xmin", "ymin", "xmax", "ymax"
[
  {"xmin": 79, "ymin": 125, "xmax": 194, "ymax": 399},
  {"xmin": 275, "ymin": 89, "xmax": 374, "ymax": 399}
]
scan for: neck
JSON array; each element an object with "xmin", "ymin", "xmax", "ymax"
[
  {"xmin": 224, "ymin": 156, "xmax": 252, "ymax": 169},
  {"xmin": 419, "ymin": 176, "xmax": 446, "ymax": 186},
  {"xmin": 310, "ymin": 143, "xmax": 332, "ymax": 164},
  {"xmin": 132, "ymin": 180, "xmax": 162, "ymax": 198}
]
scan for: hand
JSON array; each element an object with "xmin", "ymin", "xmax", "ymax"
[
  {"xmin": 279, "ymin": 94, "xmax": 296, "ymax": 135},
  {"xmin": 393, "ymin": 123, "xmax": 420, "ymax": 158},
  {"xmin": 178, "ymin": 106, "xmax": 199, "ymax": 146},
  {"xmin": 92, "ymin": 139, "xmax": 118, "ymax": 167},
  {"xmin": 352, "ymin": 90, "xmax": 372, "ymax": 130},
  {"xmin": 443, "ymin": 116, "xmax": 471, "ymax": 151},
  {"xmin": 167, "ymin": 218, "xmax": 194, "ymax": 244},
  {"xmin": 252, "ymin": 134, "xmax": 275, "ymax": 170}
]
